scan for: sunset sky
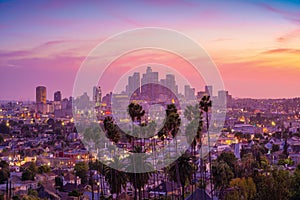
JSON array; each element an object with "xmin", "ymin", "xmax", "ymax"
[{"xmin": 0, "ymin": 0, "xmax": 300, "ymax": 100}]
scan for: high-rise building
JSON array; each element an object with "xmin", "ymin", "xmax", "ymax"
[
  {"xmin": 218, "ymin": 90, "xmax": 228, "ymax": 102},
  {"xmin": 166, "ymin": 74, "xmax": 178, "ymax": 94},
  {"xmin": 205, "ymin": 85, "xmax": 213, "ymax": 96},
  {"xmin": 93, "ymin": 86, "xmax": 102, "ymax": 105},
  {"xmin": 184, "ymin": 85, "xmax": 195, "ymax": 100},
  {"xmin": 141, "ymin": 67, "xmax": 159, "ymax": 98},
  {"xmin": 36, "ymin": 86, "xmax": 46, "ymax": 104},
  {"xmin": 218, "ymin": 90, "xmax": 232, "ymax": 104},
  {"xmin": 54, "ymin": 91, "xmax": 62, "ymax": 101},
  {"xmin": 141, "ymin": 66, "xmax": 158, "ymax": 85},
  {"xmin": 127, "ymin": 72, "xmax": 140, "ymax": 95}
]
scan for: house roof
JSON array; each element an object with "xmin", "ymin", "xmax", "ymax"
[
  {"xmin": 64, "ymin": 173, "xmax": 75, "ymax": 181},
  {"xmin": 62, "ymin": 183, "xmax": 77, "ymax": 192},
  {"xmin": 185, "ymin": 188, "xmax": 211, "ymax": 200},
  {"xmin": 149, "ymin": 181, "xmax": 180, "ymax": 193}
]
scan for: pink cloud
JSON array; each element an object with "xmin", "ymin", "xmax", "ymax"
[
  {"xmin": 277, "ymin": 29, "xmax": 300, "ymax": 43},
  {"xmin": 212, "ymin": 38, "xmax": 234, "ymax": 42},
  {"xmin": 262, "ymin": 48, "xmax": 300, "ymax": 54}
]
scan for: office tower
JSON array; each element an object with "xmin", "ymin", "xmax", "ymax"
[
  {"xmin": 166, "ymin": 74, "xmax": 177, "ymax": 94},
  {"xmin": 160, "ymin": 79, "xmax": 166, "ymax": 86},
  {"xmin": 93, "ymin": 86, "xmax": 102, "ymax": 105},
  {"xmin": 76, "ymin": 92, "xmax": 90, "ymax": 110},
  {"xmin": 218, "ymin": 90, "xmax": 229, "ymax": 103},
  {"xmin": 184, "ymin": 85, "xmax": 195, "ymax": 100},
  {"xmin": 36, "ymin": 86, "xmax": 46, "ymax": 104},
  {"xmin": 127, "ymin": 72, "xmax": 140, "ymax": 95},
  {"xmin": 133, "ymin": 72, "xmax": 140, "ymax": 94},
  {"xmin": 205, "ymin": 85, "xmax": 213, "ymax": 96},
  {"xmin": 141, "ymin": 66, "xmax": 158, "ymax": 85},
  {"xmin": 218, "ymin": 90, "xmax": 232, "ymax": 105},
  {"xmin": 141, "ymin": 67, "xmax": 159, "ymax": 98},
  {"xmin": 54, "ymin": 91, "xmax": 62, "ymax": 101}
]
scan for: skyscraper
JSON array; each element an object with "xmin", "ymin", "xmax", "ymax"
[
  {"xmin": 184, "ymin": 85, "xmax": 195, "ymax": 100},
  {"xmin": 54, "ymin": 91, "xmax": 62, "ymax": 101},
  {"xmin": 127, "ymin": 72, "xmax": 140, "ymax": 95},
  {"xmin": 166, "ymin": 74, "xmax": 178, "ymax": 94},
  {"xmin": 218, "ymin": 90, "xmax": 232, "ymax": 104},
  {"xmin": 205, "ymin": 85, "xmax": 213, "ymax": 96},
  {"xmin": 141, "ymin": 67, "xmax": 159, "ymax": 98},
  {"xmin": 36, "ymin": 86, "xmax": 46, "ymax": 104},
  {"xmin": 141, "ymin": 66, "xmax": 158, "ymax": 85},
  {"xmin": 93, "ymin": 86, "xmax": 102, "ymax": 106}
]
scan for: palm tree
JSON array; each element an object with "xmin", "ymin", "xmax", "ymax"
[
  {"xmin": 126, "ymin": 146, "xmax": 153, "ymax": 200},
  {"xmin": 89, "ymin": 160, "xmax": 105, "ymax": 199},
  {"xmin": 184, "ymin": 104, "xmax": 200, "ymax": 121},
  {"xmin": 184, "ymin": 104, "xmax": 203, "ymax": 193},
  {"xmin": 128, "ymin": 103, "xmax": 145, "ymax": 147},
  {"xmin": 168, "ymin": 152, "xmax": 196, "ymax": 200},
  {"xmin": 158, "ymin": 103, "xmax": 181, "ymax": 191},
  {"xmin": 103, "ymin": 116, "xmax": 120, "ymax": 144},
  {"xmin": 104, "ymin": 156, "xmax": 128, "ymax": 199},
  {"xmin": 199, "ymin": 95, "xmax": 212, "ymax": 196},
  {"xmin": 165, "ymin": 104, "xmax": 181, "ymax": 138},
  {"xmin": 128, "ymin": 103, "xmax": 145, "ymax": 125},
  {"xmin": 158, "ymin": 104, "xmax": 181, "ymax": 140},
  {"xmin": 127, "ymin": 103, "xmax": 146, "ymax": 200},
  {"xmin": 184, "ymin": 104, "xmax": 203, "ymax": 147}
]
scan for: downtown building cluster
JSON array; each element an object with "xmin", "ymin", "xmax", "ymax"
[{"xmin": 0, "ymin": 67, "xmax": 300, "ymax": 199}]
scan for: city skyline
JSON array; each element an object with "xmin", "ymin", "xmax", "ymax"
[
  {"xmin": 1, "ymin": 1, "xmax": 300, "ymax": 199},
  {"xmin": 1, "ymin": 0, "xmax": 300, "ymax": 100}
]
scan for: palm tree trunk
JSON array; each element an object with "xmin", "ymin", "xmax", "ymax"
[
  {"xmin": 207, "ymin": 111, "xmax": 213, "ymax": 198},
  {"xmin": 131, "ymin": 121, "xmax": 138, "ymax": 200},
  {"xmin": 90, "ymin": 162, "xmax": 94, "ymax": 200},
  {"xmin": 175, "ymin": 160, "xmax": 181, "ymax": 199},
  {"xmin": 181, "ymin": 183, "xmax": 185, "ymax": 200},
  {"xmin": 115, "ymin": 171, "xmax": 118, "ymax": 199},
  {"xmin": 139, "ymin": 188, "xmax": 142, "ymax": 200},
  {"xmin": 100, "ymin": 171, "xmax": 104, "ymax": 198},
  {"xmin": 192, "ymin": 142, "xmax": 195, "ymax": 197},
  {"xmin": 134, "ymin": 185, "xmax": 138, "ymax": 200}
]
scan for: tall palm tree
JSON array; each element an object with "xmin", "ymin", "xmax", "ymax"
[
  {"xmin": 184, "ymin": 104, "xmax": 200, "ymax": 121},
  {"xmin": 184, "ymin": 104, "xmax": 203, "ymax": 192},
  {"xmin": 158, "ymin": 104, "xmax": 181, "ymax": 140},
  {"xmin": 104, "ymin": 156, "xmax": 128, "ymax": 199},
  {"xmin": 126, "ymin": 146, "xmax": 153, "ymax": 200},
  {"xmin": 165, "ymin": 104, "xmax": 181, "ymax": 138},
  {"xmin": 128, "ymin": 102, "xmax": 145, "ymax": 147},
  {"xmin": 199, "ymin": 95, "xmax": 212, "ymax": 197},
  {"xmin": 158, "ymin": 103, "xmax": 181, "ymax": 191},
  {"xmin": 89, "ymin": 159, "xmax": 105, "ymax": 198},
  {"xmin": 127, "ymin": 103, "xmax": 146, "ymax": 200},
  {"xmin": 103, "ymin": 116, "xmax": 120, "ymax": 144},
  {"xmin": 128, "ymin": 103, "xmax": 145, "ymax": 125},
  {"xmin": 168, "ymin": 152, "xmax": 196, "ymax": 200}
]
